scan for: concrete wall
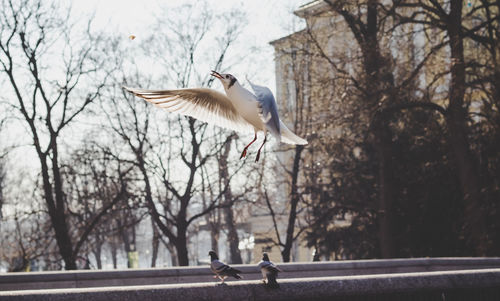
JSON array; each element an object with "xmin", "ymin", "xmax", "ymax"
[
  {"xmin": 1, "ymin": 269, "xmax": 500, "ymax": 301},
  {"xmin": 1, "ymin": 257, "xmax": 500, "ymax": 291}
]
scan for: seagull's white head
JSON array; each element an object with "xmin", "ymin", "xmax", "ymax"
[{"xmin": 211, "ymin": 70, "xmax": 238, "ymax": 90}]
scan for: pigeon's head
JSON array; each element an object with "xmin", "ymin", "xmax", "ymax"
[
  {"xmin": 211, "ymin": 70, "xmax": 238, "ymax": 89},
  {"xmin": 262, "ymin": 252, "xmax": 270, "ymax": 261},
  {"xmin": 208, "ymin": 250, "xmax": 219, "ymax": 261}
]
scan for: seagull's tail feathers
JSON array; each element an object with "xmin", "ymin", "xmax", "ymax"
[{"xmin": 279, "ymin": 121, "xmax": 307, "ymax": 145}]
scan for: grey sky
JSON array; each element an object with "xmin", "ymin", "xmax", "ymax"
[
  {"xmin": 72, "ymin": 0, "xmax": 306, "ymax": 91},
  {"xmin": 1, "ymin": 0, "xmax": 308, "ymax": 183}
]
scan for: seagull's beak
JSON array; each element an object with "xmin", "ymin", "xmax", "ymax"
[{"xmin": 211, "ymin": 70, "xmax": 223, "ymax": 79}]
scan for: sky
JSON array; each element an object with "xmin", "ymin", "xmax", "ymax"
[
  {"xmin": 72, "ymin": 0, "xmax": 307, "ymax": 91},
  {"xmin": 1, "ymin": 0, "xmax": 310, "ymax": 268},
  {"xmin": 1, "ymin": 0, "xmax": 309, "ymax": 204}
]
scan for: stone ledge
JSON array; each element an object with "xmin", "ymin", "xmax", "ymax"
[
  {"xmin": 1, "ymin": 268, "xmax": 500, "ymax": 301},
  {"xmin": 2, "ymin": 257, "xmax": 500, "ymax": 290}
]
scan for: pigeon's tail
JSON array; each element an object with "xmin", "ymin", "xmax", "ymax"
[
  {"xmin": 266, "ymin": 274, "xmax": 280, "ymax": 289},
  {"xmin": 229, "ymin": 268, "xmax": 243, "ymax": 279},
  {"xmin": 279, "ymin": 121, "xmax": 308, "ymax": 145}
]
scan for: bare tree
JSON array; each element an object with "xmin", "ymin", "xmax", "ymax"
[
  {"xmin": 0, "ymin": 0, "xmax": 123, "ymax": 269},
  {"xmin": 62, "ymin": 138, "xmax": 137, "ymax": 269},
  {"xmin": 102, "ymin": 3, "xmax": 248, "ymax": 266},
  {"xmin": 391, "ymin": 0, "xmax": 493, "ymax": 255},
  {"xmin": 218, "ymin": 134, "xmax": 243, "ymax": 264},
  {"xmin": 296, "ymin": 0, "xmax": 447, "ymax": 258},
  {"xmin": 106, "ymin": 86, "xmax": 246, "ymax": 266},
  {"xmin": 0, "ymin": 157, "xmax": 5, "ymax": 220},
  {"xmin": 0, "ymin": 174, "xmax": 56, "ymax": 271},
  {"xmin": 261, "ymin": 45, "xmax": 310, "ymax": 262},
  {"xmin": 0, "ymin": 85, "xmax": 8, "ymax": 221},
  {"xmin": 200, "ymin": 132, "xmax": 249, "ymax": 264}
]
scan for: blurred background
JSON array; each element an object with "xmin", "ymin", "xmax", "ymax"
[{"xmin": 0, "ymin": 0, "xmax": 499, "ymax": 272}]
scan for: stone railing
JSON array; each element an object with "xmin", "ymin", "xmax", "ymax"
[
  {"xmin": 1, "ymin": 268, "xmax": 500, "ymax": 301},
  {"xmin": 1, "ymin": 257, "xmax": 500, "ymax": 291}
]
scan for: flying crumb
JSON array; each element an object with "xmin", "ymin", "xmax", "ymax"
[{"xmin": 129, "ymin": 35, "xmax": 136, "ymax": 40}]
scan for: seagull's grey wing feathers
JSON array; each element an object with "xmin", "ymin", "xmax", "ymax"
[
  {"xmin": 123, "ymin": 87, "xmax": 254, "ymax": 134},
  {"xmin": 247, "ymin": 80, "xmax": 281, "ymax": 139}
]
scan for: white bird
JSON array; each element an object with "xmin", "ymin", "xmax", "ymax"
[
  {"xmin": 209, "ymin": 250, "xmax": 242, "ymax": 283},
  {"xmin": 258, "ymin": 252, "xmax": 282, "ymax": 288},
  {"xmin": 123, "ymin": 71, "xmax": 307, "ymax": 162}
]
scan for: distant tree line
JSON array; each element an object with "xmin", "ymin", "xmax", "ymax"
[{"xmin": 0, "ymin": 0, "xmax": 254, "ymax": 270}]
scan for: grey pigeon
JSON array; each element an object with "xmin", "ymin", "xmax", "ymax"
[
  {"xmin": 209, "ymin": 250, "xmax": 242, "ymax": 283},
  {"xmin": 123, "ymin": 71, "xmax": 307, "ymax": 162},
  {"xmin": 257, "ymin": 252, "xmax": 282, "ymax": 288}
]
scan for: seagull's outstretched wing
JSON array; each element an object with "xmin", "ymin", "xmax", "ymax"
[
  {"xmin": 123, "ymin": 87, "xmax": 254, "ymax": 134},
  {"xmin": 247, "ymin": 80, "xmax": 281, "ymax": 139}
]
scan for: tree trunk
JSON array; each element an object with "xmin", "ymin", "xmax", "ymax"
[
  {"xmin": 210, "ymin": 222, "xmax": 220, "ymax": 255},
  {"xmin": 151, "ymin": 220, "xmax": 159, "ymax": 268},
  {"xmin": 175, "ymin": 229, "xmax": 189, "ymax": 266},
  {"xmin": 329, "ymin": 0, "xmax": 397, "ymax": 258},
  {"xmin": 447, "ymin": 0, "xmax": 486, "ymax": 255},
  {"xmin": 93, "ymin": 234, "xmax": 103, "ymax": 269},
  {"xmin": 373, "ymin": 120, "xmax": 396, "ymax": 258},
  {"xmin": 51, "ymin": 145, "xmax": 77, "ymax": 270},
  {"xmin": 224, "ymin": 207, "xmax": 242, "ymax": 264},
  {"xmin": 118, "ymin": 218, "xmax": 137, "ymax": 268},
  {"xmin": 219, "ymin": 135, "xmax": 242, "ymax": 264},
  {"xmin": 162, "ymin": 240, "xmax": 178, "ymax": 266},
  {"xmin": 52, "ymin": 212, "xmax": 77, "ymax": 270},
  {"xmin": 110, "ymin": 239, "xmax": 118, "ymax": 269},
  {"xmin": 364, "ymin": 0, "xmax": 396, "ymax": 259},
  {"xmin": 36, "ymin": 148, "xmax": 76, "ymax": 270},
  {"xmin": 282, "ymin": 145, "xmax": 304, "ymax": 262}
]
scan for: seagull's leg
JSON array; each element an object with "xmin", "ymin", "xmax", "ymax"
[
  {"xmin": 240, "ymin": 132, "xmax": 258, "ymax": 159},
  {"xmin": 255, "ymin": 135, "xmax": 267, "ymax": 162}
]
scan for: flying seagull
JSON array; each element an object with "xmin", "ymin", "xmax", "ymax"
[
  {"xmin": 209, "ymin": 250, "xmax": 242, "ymax": 283},
  {"xmin": 258, "ymin": 252, "xmax": 282, "ymax": 288},
  {"xmin": 123, "ymin": 71, "xmax": 307, "ymax": 162}
]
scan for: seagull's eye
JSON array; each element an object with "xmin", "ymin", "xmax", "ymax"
[{"xmin": 225, "ymin": 75, "xmax": 229, "ymax": 79}]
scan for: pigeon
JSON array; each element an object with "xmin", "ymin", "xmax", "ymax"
[
  {"xmin": 258, "ymin": 252, "xmax": 282, "ymax": 288},
  {"xmin": 209, "ymin": 250, "xmax": 242, "ymax": 283},
  {"xmin": 123, "ymin": 71, "xmax": 307, "ymax": 162}
]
